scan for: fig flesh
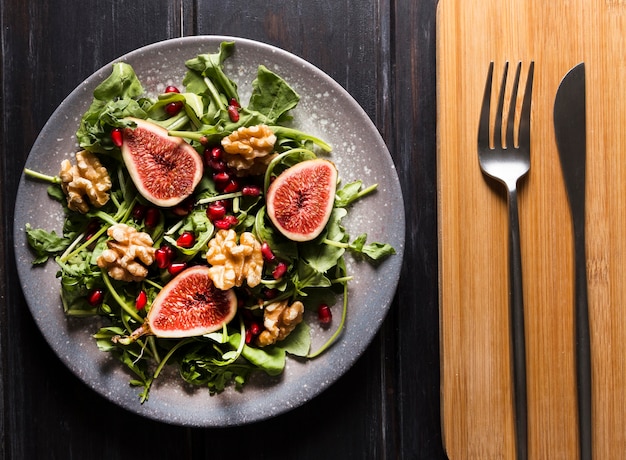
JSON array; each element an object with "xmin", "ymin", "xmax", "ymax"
[
  {"xmin": 266, "ymin": 159, "xmax": 337, "ymax": 242},
  {"xmin": 148, "ymin": 265, "xmax": 237, "ymax": 338},
  {"xmin": 121, "ymin": 118, "xmax": 203, "ymax": 207}
]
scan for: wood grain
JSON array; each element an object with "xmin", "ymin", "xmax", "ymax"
[
  {"xmin": 1, "ymin": 0, "xmax": 446, "ymax": 458},
  {"xmin": 437, "ymin": 0, "xmax": 626, "ymax": 458}
]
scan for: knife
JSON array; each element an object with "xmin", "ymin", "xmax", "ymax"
[{"xmin": 553, "ymin": 62, "xmax": 592, "ymax": 460}]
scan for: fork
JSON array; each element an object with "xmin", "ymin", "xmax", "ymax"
[{"xmin": 478, "ymin": 61, "xmax": 535, "ymax": 460}]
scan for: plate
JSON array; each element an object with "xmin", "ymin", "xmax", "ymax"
[{"xmin": 13, "ymin": 36, "xmax": 405, "ymax": 427}]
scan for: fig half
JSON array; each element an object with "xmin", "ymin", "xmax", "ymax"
[
  {"xmin": 266, "ymin": 159, "xmax": 337, "ymax": 242},
  {"xmin": 148, "ymin": 265, "xmax": 237, "ymax": 338},
  {"xmin": 121, "ymin": 118, "xmax": 203, "ymax": 207}
]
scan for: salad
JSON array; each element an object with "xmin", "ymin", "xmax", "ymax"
[{"xmin": 23, "ymin": 41, "xmax": 395, "ymax": 402}]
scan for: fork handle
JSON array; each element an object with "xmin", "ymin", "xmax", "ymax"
[{"xmin": 508, "ymin": 187, "xmax": 528, "ymax": 460}]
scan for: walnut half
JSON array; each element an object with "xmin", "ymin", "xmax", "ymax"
[
  {"xmin": 96, "ymin": 224, "xmax": 156, "ymax": 282},
  {"xmin": 221, "ymin": 124, "xmax": 277, "ymax": 176},
  {"xmin": 59, "ymin": 150, "xmax": 112, "ymax": 213},
  {"xmin": 206, "ymin": 229, "xmax": 263, "ymax": 290},
  {"xmin": 256, "ymin": 300, "xmax": 304, "ymax": 347}
]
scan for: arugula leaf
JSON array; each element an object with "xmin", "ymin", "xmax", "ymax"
[
  {"xmin": 358, "ymin": 239, "xmax": 397, "ymax": 260},
  {"xmin": 25, "ymin": 224, "xmax": 70, "ymax": 264},
  {"xmin": 94, "ymin": 62, "xmax": 144, "ymax": 100},
  {"xmin": 300, "ymin": 208, "xmax": 347, "ymax": 273},
  {"xmin": 335, "ymin": 180, "xmax": 378, "ymax": 208},
  {"xmin": 179, "ymin": 341, "xmax": 254, "ymax": 394},
  {"xmin": 275, "ymin": 321, "xmax": 311, "ymax": 357},
  {"xmin": 228, "ymin": 333, "xmax": 285, "ymax": 376},
  {"xmin": 184, "ymin": 41, "xmax": 238, "ymax": 102},
  {"xmin": 76, "ymin": 62, "xmax": 150, "ymax": 153},
  {"xmin": 248, "ymin": 65, "xmax": 300, "ymax": 123}
]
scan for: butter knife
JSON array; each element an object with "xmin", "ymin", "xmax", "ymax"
[{"xmin": 553, "ymin": 62, "xmax": 592, "ymax": 460}]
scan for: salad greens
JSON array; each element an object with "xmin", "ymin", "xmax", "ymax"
[{"xmin": 24, "ymin": 41, "xmax": 395, "ymax": 402}]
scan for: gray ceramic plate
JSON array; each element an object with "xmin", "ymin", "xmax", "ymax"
[{"xmin": 13, "ymin": 36, "xmax": 405, "ymax": 427}]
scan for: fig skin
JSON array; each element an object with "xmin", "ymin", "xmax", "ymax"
[
  {"xmin": 266, "ymin": 159, "xmax": 338, "ymax": 242},
  {"xmin": 121, "ymin": 118, "xmax": 203, "ymax": 208},
  {"xmin": 113, "ymin": 265, "xmax": 238, "ymax": 344},
  {"xmin": 148, "ymin": 265, "xmax": 238, "ymax": 338}
]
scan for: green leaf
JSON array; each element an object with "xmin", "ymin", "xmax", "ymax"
[
  {"xmin": 231, "ymin": 334, "xmax": 286, "ymax": 376},
  {"xmin": 184, "ymin": 41, "xmax": 238, "ymax": 102},
  {"xmin": 335, "ymin": 180, "xmax": 365, "ymax": 208},
  {"xmin": 299, "ymin": 208, "xmax": 347, "ymax": 273},
  {"xmin": 360, "ymin": 241, "xmax": 397, "ymax": 260},
  {"xmin": 275, "ymin": 321, "xmax": 311, "ymax": 357},
  {"xmin": 248, "ymin": 65, "xmax": 300, "ymax": 123},
  {"xmin": 93, "ymin": 62, "xmax": 144, "ymax": 101},
  {"xmin": 25, "ymin": 223, "xmax": 70, "ymax": 264}
]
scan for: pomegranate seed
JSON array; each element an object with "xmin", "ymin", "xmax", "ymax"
[
  {"xmin": 250, "ymin": 322, "xmax": 261, "ymax": 336},
  {"xmin": 227, "ymin": 105, "xmax": 240, "ymax": 122},
  {"xmin": 262, "ymin": 287, "xmax": 278, "ymax": 300},
  {"xmin": 111, "ymin": 128, "xmax": 123, "ymax": 147},
  {"xmin": 155, "ymin": 245, "xmax": 174, "ymax": 269},
  {"xmin": 223, "ymin": 179, "xmax": 240, "ymax": 193},
  {"xmin": 199, "ymin": 136, "xmax": 209, "ymax": 145},
  {"xmin": 207, "ymin": 202, "xmax": 227, "ymax": 221},
  {"xmin": 84, "ymin": 219, "xmax": 100, "ymax": 241},
  {"xmin": 132, "ymin": 204, "xmax": 146, "ymax": 221},
  {"xmin": 229, "ymin": 98, "xmax": 240, "ymax": 108},
  {"xmin": 87, "ymin": 289, "xmax": 104, "ymax": 306},
  {"xmin": 165, "ymin": 101, "xmax": 184, "ymax": 116},
  {"xmin": 144, "ymin": 207, "xmax": 161, "ymax": 228},
  {"xmin": 318, "ymin": 304, "xmax": 332, "ymax": 325},
  {"xmin": 272, "ymin": 261, "xmax": 288, "ymax": 279},
  {"xmin": 168, "ymin": 261, "xmax": 187, "ymax": 276},
  {"xmin": 135, "ymin": 290, "xmax": 147, "ymax": 310},
  {"xmin": 208, "ymin": 159, "xmax": 227, "ymax": 172},
  {"xmin": 171, "ymin": 197, "xmax": 194, "ymax": 217},
  {"xmin": 225, "ymin": 215, "xmax": 239, "ymax": 225},
  {"xmin": 203, "ymin": 147, "xmax": 221, "ymax": 166},
  {"xmin": 213, "ymin": 171, "xmax": 230, "ymax": 183},
  {"xmin": 215, "ymin": 199, "xmax": 231, "ymax": 210},
  {"xmin": 210, "ymin": 146, "xmax": 223, "ymax": 160},
  {"xmin": 214, "ymin": 219, "xmax": 230, "ymax": 230},
  {"xmin": 245, "ymin": 329, "xmax": 253, "ymax": 344},
  {"xmin": 165, "ymin": 85, "xmax": 180, "ymax": 93},
  {"xmin": 242, "ymin": 185, "xmax": 261, "ymax": 197},
  {"xmin": 176, "ymin": 231, "xmax": 195, "ymax": 248},
  {"xmin": 261, "ymin": 242, "xmax": 276, "ymax": 261}
]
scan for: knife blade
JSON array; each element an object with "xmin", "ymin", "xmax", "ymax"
[{"xmin": 553, "ymin": 62, "xmax": 592, "ymax": 460}]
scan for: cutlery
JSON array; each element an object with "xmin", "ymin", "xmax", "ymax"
[
  {"xmin": 553, "ymin": 62, "xmax": 592, "ymax": 460},
  {"xmin": 478, "ymin": 61, "xmax": 535, "ymax": 460}
]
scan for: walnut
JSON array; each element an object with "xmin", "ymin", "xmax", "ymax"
[
  {"xmin": 205, "ymin": 229, "xmax": 263, "ymax": 290},
  {"xmin": 59, "ymin": 150, "xmax": 112, "ymax": 213},
  {"xmin": 96, "ymin": 224, "xmax": 156, "ymax": 282},
  {"xmin": 256, "ymin": 300, "xmax": 304, "ymax": 347},
  {"xmin": 221, "ymin": 124, "xmax": 277, "ymax": 176}
]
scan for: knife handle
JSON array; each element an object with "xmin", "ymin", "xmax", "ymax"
[
  {"xmin": 507, "ymin": 187, "xmax": 528, "ymax": 460},
  {"xmin": 573, "ymin": 223, "xmax": 592, "ymax": 460}
]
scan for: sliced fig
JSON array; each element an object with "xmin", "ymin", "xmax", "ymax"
[
  {"xmin": 121, "ymin": 117, "xmax": 203, "ymax": 207},
  {"xmin": 266, "ymin": 159, "xmax": 337, "ymax": 242},
  {"xmin": 148, "ymin": 265, "xmax": 237, "ymax": 338}
]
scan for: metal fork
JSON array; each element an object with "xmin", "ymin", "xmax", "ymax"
[{"xmin": 478, "ymin": 61, "xmax": 535, "ymax": 460}]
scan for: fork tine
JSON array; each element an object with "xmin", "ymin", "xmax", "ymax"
[
  {"xmin": 494, "ymin": 62, "xmax": 509, "ymax": 150},
  {"xmin": 518, "ymin": 61, "xmax": 535, "ymax": 148},
  {"xmin": 506, "ymin": 62, "xmax": 522, "ymax": 149},
  {"xmin": 478, "ymin": 62, "xmax": 495, "ymax": 149}
]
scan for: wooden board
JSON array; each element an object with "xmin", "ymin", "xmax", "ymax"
[{"xmin": 437, "ymin": 0, "xmax": 626, "ymax": 458}]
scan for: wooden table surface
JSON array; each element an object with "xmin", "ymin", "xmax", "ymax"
[{"xmin": 1, "ymin": 0, "xmax": 444, "ymax": 458}]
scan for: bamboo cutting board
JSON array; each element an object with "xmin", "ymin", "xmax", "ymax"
[{"xmin": 437, "ymin": 1, "xmax": 626, "ymax": 458}]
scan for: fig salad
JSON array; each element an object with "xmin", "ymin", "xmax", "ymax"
[{"xmin": 23, "ymin": 41, "xmax": 395, "ymax": 402}]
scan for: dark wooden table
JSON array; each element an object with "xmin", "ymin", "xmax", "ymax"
[{"xmin": 1, "ymin": 1, "xmax": 445, "ymax": 458}]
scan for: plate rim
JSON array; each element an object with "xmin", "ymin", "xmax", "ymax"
[{"xmin": 13, "ymin": 34, "xmax": 406, "ymax": 427}]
